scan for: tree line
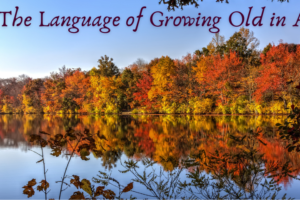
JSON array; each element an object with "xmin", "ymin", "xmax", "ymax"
[{"xmin": 1, "ymin": 27, "xmax": 300, "ymax": 114}]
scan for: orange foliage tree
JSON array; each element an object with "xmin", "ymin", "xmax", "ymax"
[
  {"xmin": 200, "ymin": 51, "xmax": 243, "ymax": 106},
  {"xmin": 255, "ymin": 44, "xmax": 300, "ymax": 104},
  {"xmin": 61, "ymin": 70, "xmax": 90, "ymax": 113},
  {"xmin": 42, "ymin": 75, "xmax": 65, "ymax": 113}
]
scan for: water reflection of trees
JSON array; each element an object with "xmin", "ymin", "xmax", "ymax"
[
  {"xmin": 2, "ymin": 114, "xmax": 300, "ymax": 187},
  {"xmin": 0, "ymin": 115, "xmax": 28, "ymax": 149},
  {"xmin": 96, "ymin": 126, "xmax": 296, "ymax": 199},
  {"xmin": 23, "ymin": 126, "xmax": 297, "ymax": 199}
]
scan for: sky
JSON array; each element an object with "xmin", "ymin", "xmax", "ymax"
[{"xmin": 0, "ymin": 0, "xmax": 300, "ymax": 78}]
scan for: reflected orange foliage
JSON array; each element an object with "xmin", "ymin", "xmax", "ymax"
[{"xmin": 2, "ymin": 115, "xmax": 300, "ymax": 187}]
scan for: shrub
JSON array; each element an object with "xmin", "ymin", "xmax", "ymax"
[{"xmin": 192, "ymin": 98, "xmax": 213, "ymax": 114}]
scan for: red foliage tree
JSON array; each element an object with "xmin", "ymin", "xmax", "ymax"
[
  {"xmin": 202, "ymin": 51, "xmax": 243, "ymax": 105},
  {"xmin": 254, "ymin": 44, "xmax": 300, "ymax": 102},
  {"xmin": 133, "ymin": 72, "xmax": 154, "ymax": 109},
  {"xmin": 0, "ymin": 89, "xmax": 3, "ymax": 107}
]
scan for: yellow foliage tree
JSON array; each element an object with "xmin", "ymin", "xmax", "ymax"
[
  {"xmin": 90, "ymin": 69, "xmax": 123, "ymax": 114},
  {"xmin": 148, "ymin": 56, "xmax": 177, "ymax": 112}
]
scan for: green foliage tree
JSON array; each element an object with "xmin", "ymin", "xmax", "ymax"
[
  {"xmin": 262, "ymin": 43, "xmax": 272, "ymax": 55},
  {"xmin": 216, "ymin": 32, "xmax": 251, "ymax": 58},
  {"xmin": 96, "ymin": 55, "xmax": 120, "ymax": 78},
  {"xmin": 121, "ymin": 68, "xmax": 142, "ymax": 110}
]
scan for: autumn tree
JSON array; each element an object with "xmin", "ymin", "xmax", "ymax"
[
  {"xmin": 255, "ymin": 44, "xmax": 300, "ymax": 107},
  {"xmin": 148, "ymin": 56, "xmax": 177, "ymax": 113},
  {"xmin": 2, "ymin": 95, "xmax": 14, "ymax": 113},
  {"xmin": 216, "ymin": 32, "xmax": 251, "ymax": 59},
  {"xmin": 204, "ymin": 28, "xmax": 260, "ymax": 105},
  {"xmin": 60, "ymin": 70, "xmax": 90, "ymax": 113},
  {"xmin": 121, "ymin": 67, "xmax": 142, "ymax": 110},
  {"xmin": 262, "ymin": 43, "xmax": 272, "ymax": 56},
  {"xmin": 238, "ymin": 27, "xmax": 260, "ymax": 51},
  {"xmin": 169, "ymin": 54, "xmax": 200, "ymax": 112},
  {"xmin": 42, "ymin": 73, "xmax": 66, "ymax": 113},
  {"xmin": 133, "ymin": 72, "xmax": 154, "ymax": 110},
  {"xmin": 236, "ymin": 28, "xmax": 261, "ymax": 104},
  {"xmin": 0, "ymin": 75, "xmax": 30, "ymax": 110},
  {"xmin": 205, "ymin": 33, "xmax": 225, "ymax": 55},
  {"xmin": 193, "ymin": 55, "xmax": 209, "ymax": 97},
  {"xmin": 22, "ymin": 79, "xmax": 44, "ymax": 114},
  {"xmin": 121, "ymin": 59, "xmax": 149, "ymax": 108},
  {"xmin": 88, "ymin": 56, "xmax": 123, "ymax": 113},
  {"xmin": 196, "ymin": 28, "xmax": 260, "ymax": 64},
  {"xmin": 131, "ymin": 58, "xmax": 160, "ymax": 111},
  {"xmin": 90, "ymin": 67, "xmax": 123, "ymax": 113},
  {"xmin": 200, "ymin": 51, "xmax": 243, "ymax": 112},
  {"xmin": 0, "ymin": 89, "xmax": 3, "ymax": 111}
]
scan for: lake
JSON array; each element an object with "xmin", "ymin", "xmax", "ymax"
[{"xmin": 1, "ymin": 114, "xmax": 300, "ymax": 199}]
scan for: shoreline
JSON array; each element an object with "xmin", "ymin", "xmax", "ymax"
[{"xmin": 0, "ymin": 112, "xmax": 290, "ymax": 116}]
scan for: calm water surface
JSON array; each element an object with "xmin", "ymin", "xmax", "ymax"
[{"xmin": 1, "ymin": 114, "xmax": 300, "ymax": 199}]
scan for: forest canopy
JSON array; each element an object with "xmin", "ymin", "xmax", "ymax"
[{"xmin": 0, "ymin": 27, "xmax": 299, "ymax": 115}]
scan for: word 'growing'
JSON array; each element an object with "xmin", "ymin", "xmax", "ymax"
[{"xmin": 150, "ymin": 12, "xmax": 221, "ymax": 33}]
